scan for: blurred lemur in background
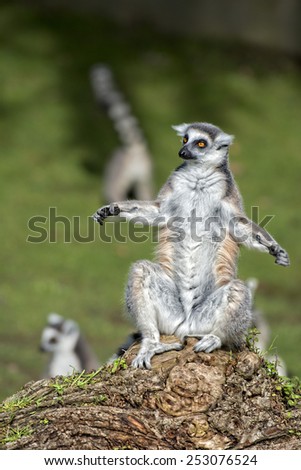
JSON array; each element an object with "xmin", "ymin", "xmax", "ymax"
[
  {"xmin": 93, "ymin": 122, "xmax": 290, "ymax": 369},
  {"xmin": 90, "ymin": 64, "xmax": 153, "ymax": 202},
  {"xmin": 40, "ymin": 313, "xmax": 140, "ymax": 377},
  {"xmin": 40, "ymin": 313, "xmax": 100, "ymax": 378},
  {"xmin": 247, "ymin": 278, "xmax": 288, "ymax": 376}
]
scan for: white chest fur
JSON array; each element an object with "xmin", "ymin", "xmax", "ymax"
[
  {"xmin": 49, "ymin": 351, "xmax": 81, "ymax": 377},
  {"xmin": 166, "ymin": 164, "xmax": 226, "ymax": 220}
]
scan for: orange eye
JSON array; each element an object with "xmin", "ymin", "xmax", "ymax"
[
  {"xmin": 197, "ymin": 140, "xmax": 207, "ymax": 148},
  {"xmin": 183, "ymin": 137, "xmax": 188, "ymax": 144}
]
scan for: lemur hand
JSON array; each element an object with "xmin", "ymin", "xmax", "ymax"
[
  {"xmin": 92, "ymin": 204, "xmax": 120, "ymax": 225},
  {"xmin": 269, "ymin": 244, "xmax": 290, "ymax": 267}
]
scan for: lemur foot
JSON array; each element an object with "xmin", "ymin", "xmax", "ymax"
[
  {"xmin": 193, "ymin": 334, "xmax": 222, "ymax": 353},
  {"xmin": 132, "ymin": 341, "xmax": 183, "ymax": 369},
  {"xmin": 92, "ymin": 204, "xmax": 120, "ymax": 225},
  {"xmin": 269, "ymin": 245, "xmax": 290, "ymax": 267}
]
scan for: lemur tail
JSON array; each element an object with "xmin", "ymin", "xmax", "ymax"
[
  {"xmin": 74, "ymin": 333, "xmax": 100, "ymax": 372},
  {"xmin": 90, "ymin": 64, "xmax": 145, "ymax": 148}
]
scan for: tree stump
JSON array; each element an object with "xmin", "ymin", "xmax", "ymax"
[{"xmin": 0, "ymin": 337, "xmax": 300, "ymax": 450}]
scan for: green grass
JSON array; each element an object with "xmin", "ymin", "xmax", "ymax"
[
  {"xmin": 0, "ymin": 4, "xmax": 301, "ymax": 401},
  {"xmin": 1, "ymin": 425, "xmax": 33, "ymax": 445}
]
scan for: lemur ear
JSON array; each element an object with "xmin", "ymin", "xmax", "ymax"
[
  {"xmin": 172, "ymin": 123, "xmax": 188, "ymax": 136},
  {"xmin": 215, "ymin": 132, "xmax": 234, "ymax": 148},
  {"xmin": 63, "ymin": 320, "xmax": 80, "ymax": 337},
  {"xmin": 47, "ymin": 312, "xmax": 64, "ymax": 327}
]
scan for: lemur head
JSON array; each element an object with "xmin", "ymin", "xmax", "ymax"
[
  {"xmin": 172, "ymin": 122, "xmax": 233, "ymax": 166},
  {"xmin": 40, "ymin": 313, "xmax": 80, "ymax": 353}
]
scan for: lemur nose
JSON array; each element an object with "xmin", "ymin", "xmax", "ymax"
[{"xmin": 179, "ymin": 148, "xmax": 187, "ymax": 158}]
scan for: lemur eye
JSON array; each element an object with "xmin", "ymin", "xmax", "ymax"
[
  {"xmin": 183, "ymin": 136, "xmax": 188, "ymax": 144},
  {"xmin": 197, "ymin": 140, "xmax": 207, "ymax": 148}
]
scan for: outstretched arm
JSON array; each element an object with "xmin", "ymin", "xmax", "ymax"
[
  {"xmin": 229, "ymin": 215, "xmax": 290, "ymax": 266},
  {"xmin": 92, "ymin": 200, "xmax": 161, "ymax": 226},
  {"xmin": 93, "ymin": 178, "xmax": 175, "ymax": 226}
]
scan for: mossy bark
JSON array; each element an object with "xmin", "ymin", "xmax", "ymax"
[{"xmin": 0, "ymin": 337, "xmax": 300, "ymax": 450}]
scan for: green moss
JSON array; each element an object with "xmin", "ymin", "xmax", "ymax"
[
  {"xmin": 110, "ymin": 358, "xmax": 128, "ymax": 374},
  {"xmin": 1, "ymin": 425, "xmax": 33, "ymax": 445},
  {"xmin": 0, "ymin": 396, "xmax": 34, "ymax": 414},
  {"xmin": 50, "ymin": 368, "xmax": 103, "ymax": 396},
  {"xmin": 94, "ymin": 394, "xmax": 108, "ymax": 405},
  {"xmin": 246, "ymin": 328, "xmax": 261, "ymax": 353},
  {"xmin": 40, "ymin": 417, "xmax": 49, "ymax": 425},
  {"xmin": 275, "ymin": 376, "xmax": 301, "ymax": 408}
]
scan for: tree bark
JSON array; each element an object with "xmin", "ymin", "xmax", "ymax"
[{"xmin": 0, "ymin": 337, "xmax": 300, "ymax": 450}]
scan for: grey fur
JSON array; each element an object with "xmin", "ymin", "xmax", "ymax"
[
  {"xmin": 40, "ymin": 313, "xmax": 99, "ymax": 377},
  {"xmin": 93, "ymin": 122, "xmax": 290, "ymax": 369},
  {"xmin": 90, "ymin": 64, "xmax": 153, "ymax": 201}
]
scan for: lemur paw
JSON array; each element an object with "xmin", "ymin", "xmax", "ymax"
[
  {"xmin": 92, "ymin": 204, "xmax": 120, "ymax": 225},
  {"xmin": 131, "ymin": 351, "xmax": 153, "ymax": 369},
  {"xmin": 131, "ymin": 341, "xmax": 183, "ymax": 369},
  {"xmin": 193, "ymin": 334, "xmax": 222, "ymax": 353},
  {"xmin": 269, "ymin": 245, "xmax": 290, "ymax": 267},
  {"xmin": 276, "ymin": 249, "xmax": 290, "ymax": 266}
]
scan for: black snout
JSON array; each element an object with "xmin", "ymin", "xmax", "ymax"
[{"xmin": 178, "ymin": 147, "xmax": 195, "ymax": 160}]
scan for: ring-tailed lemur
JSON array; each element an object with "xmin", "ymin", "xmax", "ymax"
[
  {"xmin": 246, "ymin": 278, "xmax": 288, "ymax": 376},
  {"xmin": 90, "ymin": 64, "xmax": 153, "ymax": 202},
  {"xmin": 92, "ymin": 122, "xmax": 290, "ymax": 369},
  {"xmin": 40, "ymin": 313, "xmax": 99, "ymax": 377}
]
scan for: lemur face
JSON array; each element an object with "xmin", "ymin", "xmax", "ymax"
[
  {"xmin": 40, "ymin": 326, "xmax": 61, "ymax": 352},
  {"xmin": 40, "ymin": 313, "xmax": 80, "ymax": 353},
  {"xmin": 172, "ymin": 122, "xmax": 233, "ymax": 165}
]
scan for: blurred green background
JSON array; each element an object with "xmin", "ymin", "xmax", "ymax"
[{"xmin": 0, "ymin": 2, "xmax": 300, "ymax": 401}]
